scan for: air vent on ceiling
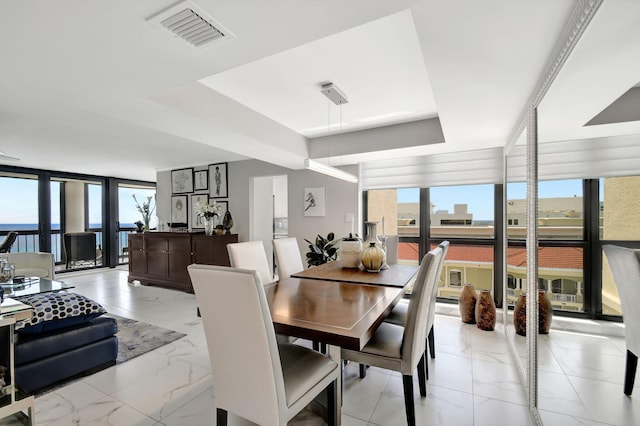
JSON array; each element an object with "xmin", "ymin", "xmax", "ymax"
[{"xmin": 147, "ymin": 1, "xmax": 233, "ymax": 48}]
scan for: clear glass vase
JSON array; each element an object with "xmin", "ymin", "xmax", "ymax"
[{"xmin": 203, "ymin": 217, "xmax": 215, "ymax": 236}]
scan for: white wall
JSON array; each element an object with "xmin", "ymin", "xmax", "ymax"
[{"xmin": 156, "ymin": 159, "xmax": 359, "ymax": 264}]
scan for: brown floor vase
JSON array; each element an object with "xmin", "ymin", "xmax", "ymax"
[
  {"xmin": 476, "ymin": 290, "xmax": 496, "ymax": 331},
  {"xmin": 458, "ymin": 284, "xmax": 477, "ymax": 324}
]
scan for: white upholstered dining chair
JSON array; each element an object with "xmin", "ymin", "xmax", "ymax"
[
  {"xmin": 188, "ymin": 264, "xmax": 339, "ymax": 425},
  {"xmin": 227, "ymin": 240, "xmax": 296, "ymax": 344},
  {"xmin": 227, "ymin": 241, "xmax": 275, "ymax": 285},
  {"xmin": 341, "ymin": 246, "xmax": 443, "ymax": 426},
  {"xmin": 273, "ymin": 237, "xmax": 304, "ymax": 280},
  {"xmin": 383, "ymin": 241, "xmax": 449, "ymax": 379},
  {"xmin": 603, "ymin": 244, "xmax": 640, "ymax": 396}
]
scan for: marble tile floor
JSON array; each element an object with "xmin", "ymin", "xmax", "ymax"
[{"xmin": 1, "ymin": 267, "xmax": 638, "ymax": 425}]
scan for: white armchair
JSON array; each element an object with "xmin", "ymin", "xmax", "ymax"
[
  {"xmin": 603, "ymin": 244, "xmax": 640, "ymax": 396},
  {"xmin": 6, "ymin": 252, "xmax": 55, "ymax": 279}
]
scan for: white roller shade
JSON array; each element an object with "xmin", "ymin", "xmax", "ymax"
[
  {"xmin": 507, "ymin": 133, "xmax": 640, "ymax": 182},
  {"xmin": 361, "ymin": 147, "xmax": 503, "ymax": 190}
]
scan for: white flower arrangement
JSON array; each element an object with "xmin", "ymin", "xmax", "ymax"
[
  {"xmin": 133, "ymin": 194, "xmax": 155, "ymax": 230},
  {"xmin": 194, "ymin": 199, "xmax": 223, "ymax": 219}
]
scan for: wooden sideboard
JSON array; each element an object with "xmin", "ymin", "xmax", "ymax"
[{"xmin": 128, "ymin": 232, "xmax": 238, "ymax": 293}]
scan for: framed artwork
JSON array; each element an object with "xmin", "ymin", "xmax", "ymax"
[
  {"xmin": 171, "ymin": 168, "xmax": 194, "ymax": 194},
  {"xmin": 194, "ymin": 170, "xmax": 208, "ymax": 191},
  {"xmin": 303, "ymin": 187, "xmax": 325, "ymax": 217},
  {"xmin": 209, "ymin": 162, "xmax": 228, "ymax": 198},
  {"xmin": 190, "ymin": 193, "xmax": 209, "ymax": 229},
  {"xmin": 170, "ymin": 195, "xmax": 188, "ymax": 226},
  {"xmin": 216, "ymin": 200, "xmax": 229, "ymax": 213}
]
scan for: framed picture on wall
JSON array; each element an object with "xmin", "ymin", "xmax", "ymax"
[
  {"xmin": 170, "ymin": 195, "xmax": 188, "ymax": 226},
  {"xmin": 303, "ymin": 187, "xmax": 325, "ymax": 217},
  {"xmin": 194, "ymin": 170, "xmax": 208, "ymax": 191},
  {"xmin": 209, "ymin": 162, "xmax": 228, "ymax": 198},
  {"xmin": 171, "ymin": 168, "xmax": 194, "ymax": 194},
  {"xmin": 190, "ymin": 193, "xmax": 209, "ymax": 229},
  {"xmin": 216, "ymin": 200, "xmax": 229, "ymax": 215}
]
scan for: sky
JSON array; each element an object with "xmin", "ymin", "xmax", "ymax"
[
  {"xmin": 397, "ymin": 179, "xmax": 585, "ymax": 221},
  {"xmin": 0, "ymin": 176, "xmax": 155, "ymax": 225}
]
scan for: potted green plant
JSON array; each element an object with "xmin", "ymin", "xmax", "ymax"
[{"xmin": 304, "ymin": 233, "xmax": 338, "ymax": 267}]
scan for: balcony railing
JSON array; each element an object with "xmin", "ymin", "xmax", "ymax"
[{"xmin": 1, "ymin": 228, "xmax": 132, "ymax": 267}]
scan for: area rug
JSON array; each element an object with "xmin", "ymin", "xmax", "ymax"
[
  {"xmin": 105, "ymin": 314, "xmax": 187, "ymax": 363},
  {"xmin": 35, "ymin": 315, "xmax": 186, "ymax": 395}
]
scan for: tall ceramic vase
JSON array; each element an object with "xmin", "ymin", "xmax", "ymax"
[
  {"xmin": 361, "ymin": 222, "xmax": 385, "ymax": 272},
  {"xmin": 513, "ymin": 290, "xmax": 554, "ymax": 336},
  {"xmin": 458, "ymin": 284, "xmax": 477, "ymax": 324},
  {"xmin": 361, "ymin": 242, "xmax": 385, "ymax": 272},
  {"xmin": 475, "ymin": 290, "xmax": 496, "ymax": 331},
  {"xmin": 514, "ymin": 292, "xmax": 527, "ymax": 336},
  {"xmin": 538, "ymin": 290, "xmax": 553, "ymax": 334}
]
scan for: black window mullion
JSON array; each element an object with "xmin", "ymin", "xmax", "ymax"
[
  {"xmin": 419, "ymin": 187, "xmax": 429, "ymax": 259},
  {"xmin": 584, "ymin": 179, "xmax": 600, "ymax": 318}
]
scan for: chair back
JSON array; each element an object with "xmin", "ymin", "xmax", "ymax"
[
  {"xmin": 401, "ymin": 246, "xmax": 443, "ymax": 373},
  {"xmin": 384, "ymin": 235, "xmax": 399, "ymax": 265},
  {"xmin": 0, "ymin": 232, "xmax": 18, "ymax": 253},
  {"xmin": 273, "ymin": 238, "xmax": 304, "ymax": 280},
  {"xmin": 603, "ymin": 245, "xmax": 640, "ymax": 355},
  {"xmin": 426, "ymin": 241, "xmax": 450, "ymax": 332},
  {"xmin": 188, "ymin": 264, "xmax": 286, "ymax": 425},
  {"xmin": 227, "ymin": 241, "xmax": 275, "ymax": 285}
]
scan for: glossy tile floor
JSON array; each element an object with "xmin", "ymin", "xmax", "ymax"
[{"xmin": 2, "ymin": 267, "xmax": 639, "ymax": 425}]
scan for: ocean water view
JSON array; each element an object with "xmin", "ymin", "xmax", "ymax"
[
  {"xmin": 1, "ymin": 223, "xmax": 135, "ymax": 261},
  {"xmin": 0, "ymin": 223, "xmax": 137, "ymax": 231}
]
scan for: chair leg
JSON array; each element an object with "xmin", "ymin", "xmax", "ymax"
[
  {"xmin": 417, "ymin": 354, "xmax": 427, "ymax": 397},
  {"xmin": 624, "ymin": 350, "xmax": 638, "ymax": 396},
  {"xmin": 313, "ymin": 341, "xmax": 319, "ymax": 351},
  {"xmin": 402, "ymin": 375, "xmax": 416, "ymax": 426},
  {"xmin": 359, "ymin": 363, "xmax": 367, "ymax": 378},
  {"xmin": 327, "ymin": 379, "xmax": 338, "ymax": 426},
  {"xmin": 428, "ymin": 325, "xmax": 435, "ymax": 358},
  {"xmin": 216, "ymin": 408, "xmax": 228, "ymax": 426}
]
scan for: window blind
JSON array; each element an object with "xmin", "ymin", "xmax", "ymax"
[
  {"xmin": 361, "ymin": 147, "xmax": 503, "ymax": 190},
  {"xmin": 507, "ymin": 133, "xmax": 640, "ymax": 182}
]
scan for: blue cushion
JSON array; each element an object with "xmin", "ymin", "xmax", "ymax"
[{"xmin": 14, "ymin": 292, "xmax": 106, "ymax": 334}]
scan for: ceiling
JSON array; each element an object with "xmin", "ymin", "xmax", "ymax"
[{"xmin": 1, "ymin": 1, "xmax": 637, "ymax": 182}]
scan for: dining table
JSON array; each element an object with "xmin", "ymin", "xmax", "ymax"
[{"xmin": 264, "ymin": 261, "xmax": 419, "ymax": 424}]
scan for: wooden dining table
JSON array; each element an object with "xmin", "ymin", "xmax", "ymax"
[
  {"xmin": 290, "ymin": 261, "xmax": 419, "ymax": 288},
  {"xmin": 265, "ymin": 277, "xmax": 406, "ymax": 351},
  {"xmin": 264, "ymin": 262, "xmax": 419, "ymax": 424}
]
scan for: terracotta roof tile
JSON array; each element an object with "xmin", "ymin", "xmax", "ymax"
[{"xmin": 399, "ymin": 242, "xmax": 582, "ymax": 269}]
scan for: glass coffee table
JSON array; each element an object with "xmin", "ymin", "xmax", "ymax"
[{"xmin": 1, "ymin": 277, "xmax": 74, "ymax": 298}]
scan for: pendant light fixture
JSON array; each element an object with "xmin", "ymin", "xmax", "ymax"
[{"xmin": 305, "ymin": 82, "xmax": 358, "ymax": 183}]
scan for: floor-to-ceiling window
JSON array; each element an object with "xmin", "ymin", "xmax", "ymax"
[
  {"xmin": 0, "ymin": 173, "xmax": 40, "ymax": 252},
  {"xmin": 365, "ymin": 177, "xmax": 630, "ymax": 321},
  {"xmin": 1, "ymin": 165, "xmax": 155, "ymax": 271},
  {"xmin": 367, "ymin": 183, "xmax": 499, "ymax": 304}
]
